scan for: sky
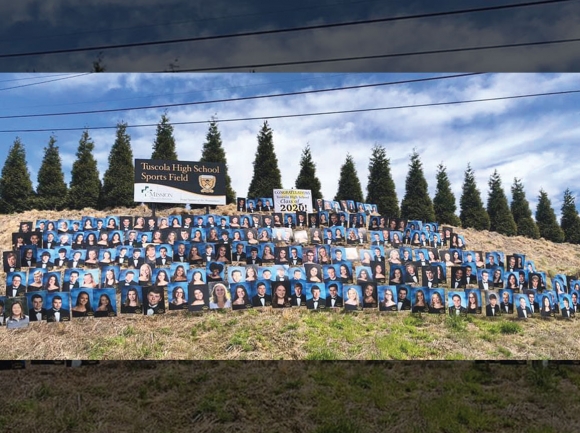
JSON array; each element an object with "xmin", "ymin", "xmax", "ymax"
[
  {"xmin": 1, "ymin": 0, "xmax": 580, "ymax": 72},
  {"xmin": 0, "ymin": 72, "xmax": 578, "ymax": 219}
]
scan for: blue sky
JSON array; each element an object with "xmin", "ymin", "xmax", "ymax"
[{"xmin": 0, "ymin": 72, "xmax": 579, "ymax": 218}]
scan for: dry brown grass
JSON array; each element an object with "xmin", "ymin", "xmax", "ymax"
[
  {"xmin": 2, "ymin": 361, "xmax": 580, "ymax": 433},
  {"xmin": 2, "ymin": 207, "xmax": 580, "ymax": 360}
]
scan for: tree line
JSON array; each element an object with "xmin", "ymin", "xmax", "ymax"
[{"xmin": 1, "ymin": 114, "xmax": 579, "ymax": 244}]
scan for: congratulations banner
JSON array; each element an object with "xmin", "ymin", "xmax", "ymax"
[{"xmin": 273, "ymin": 189, "xmax": 313, "ymax": 213}]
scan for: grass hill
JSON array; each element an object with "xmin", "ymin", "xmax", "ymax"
[{"xmin": 2, "ymin": 205, "xmax": 580, "ymax": 360}]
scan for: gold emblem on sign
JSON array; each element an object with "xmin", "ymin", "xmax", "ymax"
[{"xmin": 199, "ymin": 175, "xmax": 216, "ymax": 193}]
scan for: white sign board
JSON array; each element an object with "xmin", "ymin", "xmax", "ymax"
[{"xmin": 273, "ymin": 189, "xmax": 313, "ymax": 213}]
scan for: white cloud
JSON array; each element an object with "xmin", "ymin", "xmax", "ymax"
[{"xmin": 1, "ymin": 71, "xmax": 580, "ymax": 221}]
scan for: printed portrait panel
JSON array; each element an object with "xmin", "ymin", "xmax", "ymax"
[
  {"xmin": 305, "ymin": 282, "xmax": 326, "ymax": 311},
  {"xmin": 410, "ymin": 287, "xmax": 430, "ymax": 314},
  {"xmin": 343, "ymin": 284, "xmax": 363, "ymax": 311},
  {"xmin": 378, "ymin": 285, "xmax": 398, "ymax": 312},
  {"xmin": 515, "ymin": 293, "xmax": 533, "ymax": 319},
  {"xmin": 428, "ymin": 288, "xmax": 446, "ymax": 314},
  {"xmin": 559, "ymin": 294, "xmax": 575, "ymax": 319},
  {"xmin": 142, "ymin": 286, "xmax": 166, "ymax": 315},
  {"xmin": 4, "ymin": 297, "xmax": 30, "ymax": 329},
  {"xmin": 27, "ymin": 290, "xmax": 48, "ymax": 322},
  {"xmin": 396, "ymin": 285, "xmax": 412, "ymax": 311},
  {"xmin": 45, "ymin": 292, "xmax": 71, "ymax": 323},
  {"xmin": 167, "ymin": 283, "xmax": 189, "ymax": 311},
  {"xmin": 465, "ymin": 289, "xmax": 482, "ymax": 314},
  {"xmin": 70, "ymin": 288, "xmax": 95, "ymax": 318},
  {"xmin": 448, "ymin": 291, "xmax": 467, "ymax": 317},
  {"xmin": 188, "ymin": 284, "xmax": 209, "ymax": 312}
]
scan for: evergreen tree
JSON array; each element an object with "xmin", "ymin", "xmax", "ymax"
[
  {"xmin": 535, "ymin": 189, "xmax": 565, "ymax": 243},
  {"xmin": 400, "ymin": 150, "xmax": 435, "ymax": 222},
  {"xmin": 365, "ymin": 144, "xmax": 399, "ymax": 218},
  {"xmin": 560, "ymin": 188, "xmax": 580, "ymax": 244},
  {"xmin": 334, "ymin": 153, "xmax": 363, "ymax": 203},
  {"xmin": 35, "ymin": 135, "xmax": 68, "ymax": 210},
  {"xmin": 101, "ymin": 122, "xmax": 135, "ymax": 209},
  {"xmin": 0, "ymin": 137, "xmax": 35, "ymax": 213},
  {"xmin": 151, "ymin": 113, "xmax": 178, "ymax": 160},
  {"xmin": 459, "ymin": 164, "xmax": 490, "ymax": 230},
  {"xmin": 247, "ymin": 121, "xmax": 283, "ymax": 198},
  {"xmin": 433, "ymin": 163, "xmax": 461, "ymax": 226},
  {"xmin": 295, "ymin": 144, "xmax": 322, "ymax": 206},
  {"xmin": 68, "ymin": 130, "xmax": 102, "ymax": 210},
  {"xmin": 487, "ymin": 170, "xmax": 517, "ymax": 236},
  {"xmin": 510, "ymin": 178, "xmax": 540, "ymax": 239},
  {"xmin": 200, "ymin": 119, "xmax": 236, "ymax": 204}
]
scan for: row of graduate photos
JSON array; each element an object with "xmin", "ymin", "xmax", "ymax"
[
  {"xmin": 12, "ymin": 224, "xmax": 456, "ymax": 249},
  {"xmin": 7, "ymin": 241, "xmax": 485, "ymax": 276},
  {"xmin": 1, "ymin": 287, "xmax": 575, "ymax": 329},
  {"xmin": 18, "ymin": 215, "xmax": 446, "ymax": 238},
  {"xmin": 4, "ymin": 261, "xmax": 569, "ymax": 299},
  {"xmin": 6, "ymin": 255, "xmax": 560, "ymax": 293}
]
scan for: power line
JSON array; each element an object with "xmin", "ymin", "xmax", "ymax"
[
  {"xmin": 177, "ymin": 37, "xmax": 580, "ymax": 72},
  {"xmin": 0, "ymin": 73, "xmax": 76, "ymax": 83},
  {"xmin": 2, "ymin": 87, "xmax": 579, "ymax": 133},
  {"xmin": 7, "ymin": 73, "xmax": 353, "ymax": 111},
  {"xmin": 0, "ymin": 73, "xmax": 480, "ymax": 119},
  {"xmin": 0, "ymin": 73, "xmax": 92, "ymax": 92},
  {"xmin": 0, "ymin": 1, "xmax": 570, "ymax": 59},
  {"xmin": 0, "ymin": 0, "xmax": 387, "ymax": 44}
]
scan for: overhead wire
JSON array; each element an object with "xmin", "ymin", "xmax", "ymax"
[
  {"xmin": 0, "ymin": 73, "xmax": 481, "ymax": 119},
  {"xmin": 0, "ymin": 0, "xmax": 571, "ymax": 59},
  {"xmin": 1, "ymin": 86, "xmax": 579, "ymax": 133}
]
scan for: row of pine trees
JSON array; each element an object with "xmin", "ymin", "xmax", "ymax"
[{"xmin": 1, "ymin": 114, "xmax": 579, "ymax": 244}]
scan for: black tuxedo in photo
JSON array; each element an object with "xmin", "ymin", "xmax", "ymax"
[
  {"xmin": 465, "ymin": 275, "xmax": 477, "ymax": 284},
  {"xmin": 7, "ymin": 286, "xmax": 26, "ymax": 297},
  {"xmin": 156, "ymin": 257, "xmax": 171, "ymax": 266},
  {"xmin": 448, "ymin": 306, "xmax": 467, "ymax": 315},
  {"xmin": 29, "ymin": 308, "xmax": 47, "ymax": 322},
  {"xmin": 397, "ymin": 298, "xmax": 411, "ymax": 310},
  {"xmin": 68, "ymin": 259, "xmax": 85, "ymax": 268},
  {"xmin": 144, "ymin": 303, "xmax": 164, "ymax": 315},
  {"xmin": 325, "ymin": 295, "xmax": 343, "ymax": 308},
  {"xmin": 129, "ymin": 257, "xmax": 144, "ymax": 269},
  {"xmin": 252, "ymin": 294, "xmax": 272, "ymax": 307},
  {"xmin": 173, "ymin": 253, "xmax": 187, "ymax": 263},
  {"xmin": 517, "ymin": 306, "xmax": 533, "ymax": 318},
  {"xmin": 562, "ymin": 308, "xmax": 574, "ymax": 318},
  {"xmin": 291, "ymin": 294, "xmax": 307, "ymax": 307},
  {"xmin": 451, "ymin": 279, "xmax": 465, "ymax": 289},
  {"xmin": 246, "ymin": 257, "xmax": 262, "ymax": 266},
  {"xmin": 424, "ymin": 279, "xmax": 437, "ymax": 289},
  {"xmin": 501, "ymin": 302, "xmax": 513, "ymax": 314},
  {"xmin": 56, "ymin": 258, "xmax": 68, "ymax": 268},
  {"xmin": 404, "ymin": 273, "xmax": 419, "ymax": 284},
  {"xmin": 232, "ymin": 252, "xmax": 246, "ymax": 262},
  {"xmin": 37, "ymin": 261, "xmax": 54, "ymax": 270},
  {"xmin": 486, "ymin": 304, "xmax": 501, "ymax": 316},
  {"xmin": 529, "ymin": 302, "xmax": 540, "ymax": 314},
  {"xmin": 47, "ymin": 308, "xmax": 70, "ymax": 322},
  {"xmin": 45, "ymin": 241, "xmax": 55, "ymax": 249},
  {"xmin": 62, "ymin": 281, "xmax": 80, "ymax": 292},
  {"xmin": 22, "ymin": 259, "xmax": 36, "ymax": 267},
  {"xmin": 478, "ymin": 281, "xmax": 491, "ymax": 290},
  {"xmin": 307, "ymin": 297, "xmax": 325, "ymax": 310}
]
